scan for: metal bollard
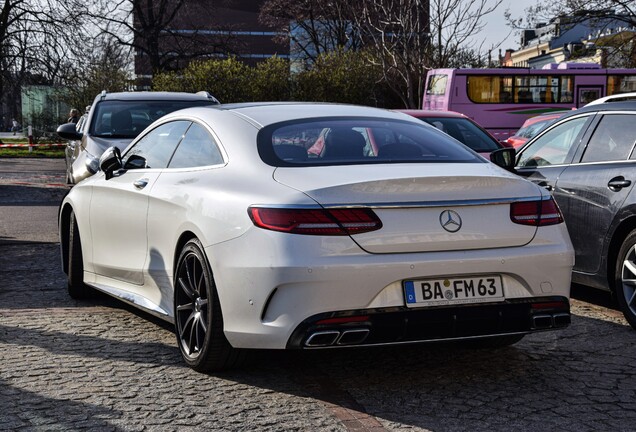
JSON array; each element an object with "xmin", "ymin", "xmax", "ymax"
[{"xmin": 28, "ymin": 125, "xmax": 33, "ymax": 153}]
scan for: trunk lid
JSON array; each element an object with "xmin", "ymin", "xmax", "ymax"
[{"xmin": 273, "ymin": 163, "xmax": 542, "ymax": 253}]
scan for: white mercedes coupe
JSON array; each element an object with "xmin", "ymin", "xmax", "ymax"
[{"xmin": 59, "ymin": 102, "xmax": 574, "ymax": 372}]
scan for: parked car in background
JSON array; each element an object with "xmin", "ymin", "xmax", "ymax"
[
  {"xmin": 398, "ymin": 109, "xmax": 506, "ymax": 157},
  {"xmin": 59, "ymin": 102, "xmax": 573, "ymax": 372},
  {"xmin": 57, "ymin": 91, "xmax": 220, "ymax": 184},
  {"xmin": 505, "ymin": 111, "xmax": 570, "ymax": 149},
  {"xmin": 514, "ymin": 101, "xmax": 636, "ymax": 330}
]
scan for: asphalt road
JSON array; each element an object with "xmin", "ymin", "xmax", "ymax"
[
  {"xmin": 0, "ymin": 158, "xmax": 635, "ymax": 431},
  {"xmin": 0, "ymin": 158, "xmax": 67, "ymax": 244}
]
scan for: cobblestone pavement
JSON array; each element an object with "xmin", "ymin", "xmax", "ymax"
[{"xmin": 1, "ymin": 159, "xmax": 635, "ymax": 431}]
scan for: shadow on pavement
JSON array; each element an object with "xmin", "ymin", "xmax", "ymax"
[
  {"xmin": 0, "ymin": 378, "xmax": 125, "ymax": 431},
  {"xmin": 571, "ymin": 283, "xmax": 619, "ymax": 310}
]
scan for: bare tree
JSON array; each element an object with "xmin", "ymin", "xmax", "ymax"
[
  {"xmin": 351, "ymin": 0, "xmax": 500, "ymax": 108},
  {"xmin": 347, "ymin": 0, "xmax": 429, "ymax": 108},
  {"xmin": 428, "ymin": 0, "xmax": 502, "ymax": 67},
  {"xmin": 259, "ymin": 0, "xmax": 361, "ymax": 68},
  {"xmin": 58, "ymin": 35, "xmax": 133, "ymax": 112},
  {"xmin": 261, "ymin": 0, "xmax": 501, "ymax": 107},
  {"xmin": 0, "ymin": 0, "xmax": 86, "ymax": 128},
  {"xmin": 84, "ymin": 0, "xmax": 239, "ymax": 78}
]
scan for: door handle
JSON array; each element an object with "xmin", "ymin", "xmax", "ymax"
[
  {"xmin": 608, "ymin": 177, "xmax": 631, "ymax": 192},
  {"xmin": 133, "ymin": 178, "xmax": 149, "ymax": 189}
]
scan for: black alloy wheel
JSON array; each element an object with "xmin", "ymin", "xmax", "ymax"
[
  {"xmin": 66, "ymin": 210, "xmax": 92, "ymax": 299},
  {"xmin": 174, "ymin": 238, "xmax": 242, "ymax": 371},
  {"xmin": 615, "ymin": 229, "xmax": 636, "ymax": 330}
]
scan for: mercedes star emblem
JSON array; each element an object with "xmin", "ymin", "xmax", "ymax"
[{"xmin": 439, "ymin": 210, "xmax": 462, "ymax": 233}]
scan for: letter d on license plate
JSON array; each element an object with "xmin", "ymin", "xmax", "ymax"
[{"xmin": 404, "ymin": 275, "xmax": 503, "ymax": 307}]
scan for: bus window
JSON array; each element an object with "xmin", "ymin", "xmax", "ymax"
[
  {"xmin": 468, "ymin": 74, "xmax": 573, "ymax": 104},
  {"xmin": 467, "ymin": 76, "xmax": 513, "ymax": 103},
  {"xmin": 608, "ymin": 75, "xmax": 636, "ymax": 94},
  {"xmin": 516, "ymin": 76, "xmax": 547, "ymax": 102},
  {"xmin": 560, "ymin": 76, "xmax": 574, "ymax": 102},
  {"xmin": 426, "ymin": 74, "xmax": 448, "ymax": 95},
  {"xmin": 515, "ymin": 75, "xmax": 573, "ymax": 103}
]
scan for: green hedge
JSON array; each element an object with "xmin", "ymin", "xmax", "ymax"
[{"xmin": 153, "ymin": 51, "xmax": 398, "ymax": 107}]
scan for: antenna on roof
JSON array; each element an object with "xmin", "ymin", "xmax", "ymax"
[{"xmin": 196, "ymin": 91, "xmax": 220, "ymax": 104}]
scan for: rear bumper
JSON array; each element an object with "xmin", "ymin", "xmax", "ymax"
[
  {"xmin": 207, "ymin": 223, "xmax": 573, "ymax": 350},
  {"xmin": 286, "ymin": 296, "xmax": 570, "ymax": 349}
]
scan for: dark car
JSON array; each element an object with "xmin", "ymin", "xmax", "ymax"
[
  {"xmin": 57, "ymin": 91, "xmax": 220, "ymax": 184},
  {"xmin": 398, "ymin": 110, "xmax": 506, "ymax": 157},
  {"xmin": 514, "ymin": 101, "xmax": 636, "ymax": 329}
]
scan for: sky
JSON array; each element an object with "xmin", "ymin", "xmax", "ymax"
[{"xmin": 481, "ymin": 0, "xmax": 537, "ymax": 53}]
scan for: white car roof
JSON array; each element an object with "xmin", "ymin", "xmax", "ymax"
[
  {"xmin": 168, "ymin": 102, "xmax": 414, "ymax": 128},
  {"xmin": 585, "ymin": 92, "xmax": 636, "ymax": 106}
]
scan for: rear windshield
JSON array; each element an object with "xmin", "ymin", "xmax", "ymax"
[
  {"xmin": 415, "ymin": 117, "xmax": 500, "ymax": 152},
  {"xmin": 258, "ymin": 118, "xmax": 483, "ymax": 166},
  {"xmin": 89, "ymin": 100, "xmax": 217, "ymax": 138}
]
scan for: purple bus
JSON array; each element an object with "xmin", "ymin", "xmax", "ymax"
[{"xmin": 422, "ymin": 63, "xmax": 636, "ymax": 140}]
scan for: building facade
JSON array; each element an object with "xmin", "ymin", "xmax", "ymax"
[
  {"xmin": 133, "ymin": 0, "xmax": 289, "ymax": 85},
  {"xmin": 504, "ymin": 14, "xmax": 636, "ymax": 69}
]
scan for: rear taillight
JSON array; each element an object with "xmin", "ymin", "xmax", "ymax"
[
  {"xmin": 510, "ymin": 197, "xmax": 563, "ymax": 226},
  {"xmin": 248, "ymin": 207, "xmax": 382, "ymax": 235}
]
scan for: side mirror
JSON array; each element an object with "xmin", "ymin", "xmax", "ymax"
[
  {"xmin": 56, "ymin": 122, "xmax": 83, "ymax": 141},
  {"xmin": 124, "ymin": 154, "xmax": 147, "ymax": 170},
  {"xmin": 490, "ymin": 147, "xmax": 516, "ymax": 172},
  {"xmin": 99, "ymin": 146, "xmax": 122, "ymax": 180}
]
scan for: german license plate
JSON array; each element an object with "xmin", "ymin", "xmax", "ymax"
[{"xmin": 404, "ymin": 275, "xmax": 504, "ymax": 307}]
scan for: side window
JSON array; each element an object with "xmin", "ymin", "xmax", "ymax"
[
  {"xmin": 169, "ymin": 123, "xmax": 224, "ymax": 168},
  {"xmin": 124, "ymin": 121, "xmax": 190, "ymax": 169},
  {"xmin": 581, "ymin": 114, "xmax": 636, "ymax": 163},
  {"xmin": 517, "ymin": 116, "xmax": 589, "ymax": 167}
]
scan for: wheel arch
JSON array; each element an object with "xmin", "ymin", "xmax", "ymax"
[
  {"xmin": 59, "ymin": 202, "xmax": 74, "ymax": 275},
  {"xmin": 173, "ymin": 231, "xmax": 199, "ymax": 278},
  {"xmin": 607, "ymin": 215, "xmax": 636, "ymax": 292}
]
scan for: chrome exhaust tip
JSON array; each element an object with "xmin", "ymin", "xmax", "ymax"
[
  {"xmin": 305, "ymin": 331, "xmax": 340, "ymax": 347},
  {"xmin": 336, "ymin": 329, "xmax": 370, "ymax": 345},
  {"xmin": 532, "ymin": 314, "xmax": 553, "ymax": 330},
  {"xmin": 552, "ymin": 313, "xmax": 571, "ymax": 328}
]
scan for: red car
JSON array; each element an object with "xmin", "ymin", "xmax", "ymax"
[
  {"xmin": 398, "ymin": 110, "xmax": 507, "ymax": 157},
  {"xmin": 505, "ymin": 112, "xmax": 570, "ymax": 149}
]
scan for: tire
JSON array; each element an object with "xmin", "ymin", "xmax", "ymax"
[
  {"xmin": 67, "ymin": 210, "xmax": 92, "ymax": 299},
  {"xmin": 174, "ymin": 239, "xmax": 244, "ymax": 372},
  {"xmin": 463, "ymin": 334, "xmax": 525, "ymax": 349},
  {"xmin": 614, "ymin": 229, "xmax": 636, "ymax": 330}
]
